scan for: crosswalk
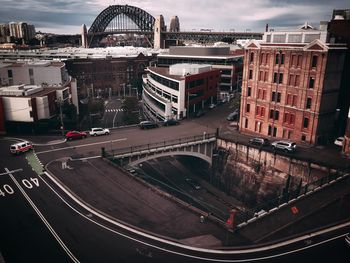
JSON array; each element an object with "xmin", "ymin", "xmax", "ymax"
[{"xmin": 105, "ymin": 108, "xmax": 126, "ymax": 113}]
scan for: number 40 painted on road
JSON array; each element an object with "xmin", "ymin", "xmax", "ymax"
[
  {"xmin": 22, "ymin": 178, "xmax": 40, "ymax": 189},
  {"xmin": 0, "ymin": 177, "xmax": 39, "ymax": 197}
]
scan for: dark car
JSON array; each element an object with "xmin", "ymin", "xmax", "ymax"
[
  {"xmin": 194, "ymin": 109, "xmax": 205, "ymax": 118},
  {"xmin": 227, "ymin": 109, "xmax": 239, "ymax": 121},
  {"xmin": 139, "ymin": 121, "xmax": 159, "ymax": 129},
  {"xmin": 163, "ymin": 119, "xmax": 179, "ymax": 126},
  {"xmin": 249, "ymin": 137, "xmax": 270, "ymax": 146},
  {"xmin": 65, "ymin": 131, "xmax": 87, "ymax": 140},
  {"xmin": 185, "ymin": 178, "xmax": 201, "ymax": 190}
]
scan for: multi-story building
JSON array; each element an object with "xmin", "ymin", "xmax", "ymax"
[
  {"xmin": 7, "ymin": 22, "xmax": 36, "ymax": 44},
  {"xmin": 240, "ymin": 24, "xmax": 347, "ymax": 145},
  {"xmin": 142, "ymin": 64, "xmax": 220, "ymax": 120},
  {"xmin": 0, "ymin": 24, "xmax": 10, "ymax": 43},
  {"xmin": 157, "ymin": 46, "xmax": 244, "ymax": 100},
  {"xmin": 0, "ymin": 61, "xmax": 78, "ymax": 134},
  {"xmin": 65, "ymin": 53, "xmax": 154, "ymax": 98},
  {"xmin": 0, "ymin": 60, "xmax": 69, "ymax": 86}
]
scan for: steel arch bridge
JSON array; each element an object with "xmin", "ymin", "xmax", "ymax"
[{"xmin": 88, "ymin": 5, "xmax": 155, "ymax": 47}]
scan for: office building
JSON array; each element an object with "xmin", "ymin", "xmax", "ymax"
[{"xmin": 142, "ymin": 63, "xmax": 220, "ymax": 120}]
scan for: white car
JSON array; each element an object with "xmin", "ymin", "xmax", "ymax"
[
  {"xmin": 334, "ymin": 136, "xmax": 344, "ymax": 147},
  {"xmin": 89, "ymin": 127, "xmax": 110, "ymax": 136}
]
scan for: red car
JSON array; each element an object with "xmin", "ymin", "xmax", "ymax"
[{"xmin": 65, "ymin": 131, "xmax": 87, "ymax": 140}]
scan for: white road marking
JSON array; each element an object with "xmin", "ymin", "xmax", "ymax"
[
  {"xmin": 5, "ymin": 168, "xmax": 79, "ymax": 263},
  {"xmin": 35, "ymin": 138, "xmax": 127, "ymax": 155},
  {"xmin": 0, "ymin": 168, "xmax": 23, "ymax": 176},
  {"xmin": 112, "ymin": 110, "xmax": 119, "ymax": 128},
  {"xmin": 41, "ymin": 170, "xmax": 350, "ymax": 262}
]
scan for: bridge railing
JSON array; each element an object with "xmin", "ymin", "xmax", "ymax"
[
  {"xmin": 236, "ymin": 171, "xmax": 349, "ymax": 227},
  {"xmin": 104, "ymin": 132, "xmax": 216, "ymax": 157}
]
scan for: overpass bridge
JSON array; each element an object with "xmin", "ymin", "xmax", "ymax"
[{"xmin": 103, "ymin": 132, "xmax": 217, "ymax": 167}]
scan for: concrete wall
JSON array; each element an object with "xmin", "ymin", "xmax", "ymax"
[{"xmin": 215, "ymin": 138, "xmax": 336, "ymax": 206}]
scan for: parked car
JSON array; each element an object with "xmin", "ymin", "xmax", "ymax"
[
  {"xmin": 249, "ymin": 137, "xmax": 270, "ymax": 146},
  {"xmin": 209, "ymin": 103, "xmax": 216, "ymax": 109},
  {"xmin": 65, "ymin": 131, "xmax": 87, "ymax": 140},
  {"xmin": 10, "ymin": 141, "xmax": 33, "ymax": 155},
  {"xmin": 334, "ymin": 136, "xmax": 344, "ymax": 147},
  {"xmin": 163, "ymin": 119, "xmax": 179, "ymax": 126},
  {"xmin": 227, "ymin": 109, "xmax": 239, "ymax": 121},
  {"xmin": 89, "ymin": 127, "xmax": 110, "ymax": 136},
  {"xmin": 185, "ymin": 178, "xmax": 201, "ymax": 190},
  {"xmin": 139, "ymin": 121, "xmax": 159, "ymax": 129},
  {"xmin": 271, "ymin": 140, "xmax": 297, "ymax": 153},
  {"xmin": 194, "ymin": 109, "xmax": 205, "ymax": 118}
]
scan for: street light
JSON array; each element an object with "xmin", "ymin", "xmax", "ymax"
[
  {"xmin": 56, "ymin": 98, "xmax": 64, "ymax": 136},
  {"xmin": 187, "ymin": 92, "xmax": 197, "ymax": 118}
]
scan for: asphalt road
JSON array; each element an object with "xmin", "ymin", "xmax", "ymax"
[
  {"xmin": 102, "ymin": 98, "xmax": 125, "ymax": 128},
  {"xmin": 1, "ymin": 102, "xmax": 350, "ymax": 262}
]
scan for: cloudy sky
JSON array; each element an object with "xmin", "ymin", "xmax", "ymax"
[{"xmin": 0, "ymin": 0, "xmax": 348, "ymax": 34}]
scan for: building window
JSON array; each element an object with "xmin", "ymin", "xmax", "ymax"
[
  {"xmin": 306, "ymin": 97, "xmax": 312, "ymax": 109},
  {"xmin": 245, "ymin": 118, "xmax": 248, "ymax": 128},
  {"xmin": 297, "ymin": 55, "xmax": 302, "ymax": 67},
  {"xmin": 273, "ymin": 72, "xmax": 278, "ymax": 83},
  {"xmin": 301, "ymin": 134, "xmax": 306, "ymax": 141},
  {"xmin": 275, "ymin": 54, "xmax": 280, "ymax": 64},
  {"xmin": 246, "ymin": 103, "xmax": 250, "ymax": 113},
  {"xmin": 292, "ymin": 95, "xmax": 298, "ymax": 107},
  {"xmin": 255, "ymin": 121, "xmax": 262, "ymax": 132},
  {"xmin": 271, "ymin": 92, "xmax": 281, "ymax": 103},
  {"xmin": 279, "ymin": 73, "xmax": 283, "ymax": 84},
  {"xmin": 311, "ymin": 55, "xmax": 318, "ymax": 68},
  {"xmin": 283, "ymin": 113, "xmax": 295, "ymax": 124},
  {"xmin": 269, "ymin": 125, "xmax": 277, "ymax": 137},
  {"xmin": 269, "ymin": 109, "xmax": 279, "ymax": 120},
  {"xmin": 309, "ymin": 77, "xmax": 315, "ymax": 89},
  {"xmin": 7, "ymin": 69, "xmax": 13, "ymax": 78},
  {"xmin": 29, "ymin": 111, "xmax": 33, "ymax": 118},
  {"xmin": 281, "ymin": 54, "xmax": 285, "ymax": 65},
  {"xmin": 249, "ymin": 70, "xmax": 253, "ymax": 80},
  {"xmin": 303, "ymin": 117, "xmax": 309, "ymax": 128},
  {"xmin": 247, "ymin": 87, "xmax": 251, "ymax": 97},
  {"xmin": 250, "ymin": 52, "xmax": 254, "ymax": 63},
  {"xmin": 28, "ymin": 100, "xmax": 31, "ymax": 107}
]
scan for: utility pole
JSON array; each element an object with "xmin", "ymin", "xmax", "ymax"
[{"xmin": 58, "ymin": 98, "xmax": 64, "ymax": 136}]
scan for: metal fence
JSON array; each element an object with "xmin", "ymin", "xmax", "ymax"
[
  {"xmin": 103, "ymin": 132, "xmax": 217, "ymax": 158},
  {"xmin": 237, "ymin": 171, "xmax": 348, "ymax": 225}
]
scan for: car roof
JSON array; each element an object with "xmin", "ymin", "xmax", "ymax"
[{"xmin": 11, "ymin": 141, "xmax": 30, "ymax": 146}]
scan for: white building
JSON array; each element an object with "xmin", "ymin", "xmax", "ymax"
[
  {"xmin": 0, "ymin": 84, "xmax": 70, "ymax": 122},
  {"xmin": 142, "ymin": 64, "xmax": 220, "ymax": 121},
  {"xmin": 0, "ymin": 60, "xmax": 69, "ymax": 86},
  {"xmin": 0, "ymin": 60, "xmax": 78, "ymax": 124}
]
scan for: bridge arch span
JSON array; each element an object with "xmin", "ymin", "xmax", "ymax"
[
  {"xmin": 128, "ymin": 151, "xmax": 212, "ymax": 167},
  {"xmin": 88, "ymin": 5, "xmax": 155, "ymax": 35}
]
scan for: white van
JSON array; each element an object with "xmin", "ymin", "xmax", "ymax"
[{"xmin": 10, "ymin": 141, "xmax": 33, "ymax": 155}]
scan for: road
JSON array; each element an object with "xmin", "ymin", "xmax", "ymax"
[
  {"xmin": 102, "ymin": 99, "xmax": 125, "ymax": 128},
  {"xmin": 1, "ymin": 102, "xmax": 350, "ymax": 262}
]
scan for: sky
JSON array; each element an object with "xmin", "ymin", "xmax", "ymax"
[{"xmin": 0, "ymin": 0, "xmax": 348, "ymax": 34}]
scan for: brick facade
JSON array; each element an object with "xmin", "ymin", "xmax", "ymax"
[{"xmin": 239, "ymin": 40, "xmax": 346, "ymax": 145}]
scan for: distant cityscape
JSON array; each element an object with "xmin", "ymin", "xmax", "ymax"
[{"xmin": 0, "ymin": 4, "xmax": 350, "ymax": 263}]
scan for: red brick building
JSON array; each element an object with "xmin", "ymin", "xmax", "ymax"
[{"xmin": 240, "ymin": 39, "xmax": 347, "ymax": 144}]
